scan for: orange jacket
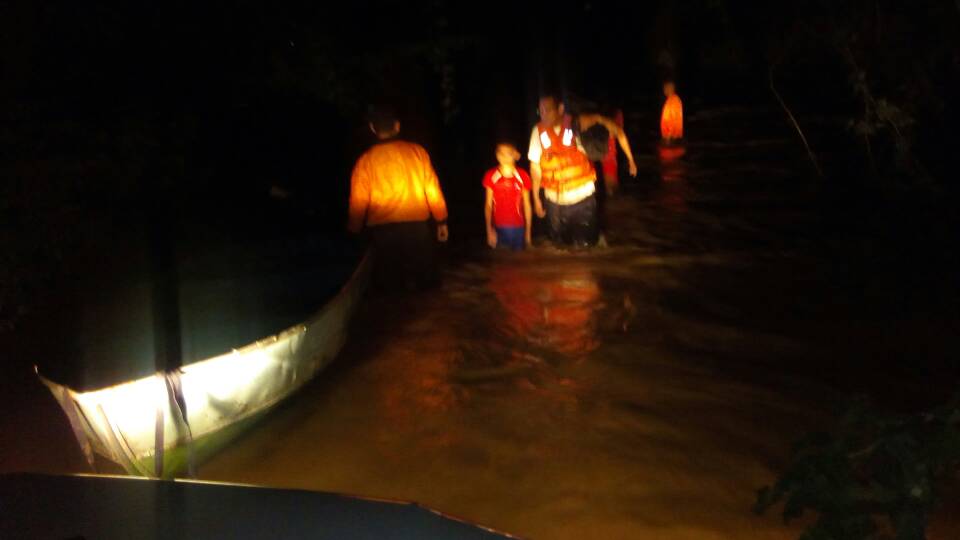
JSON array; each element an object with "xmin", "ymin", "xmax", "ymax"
[
  {"xmin": 348, "ymin": 140, "xmax": 448, "ymax": 232},
  {"xmin": 660, "ymin": 94, "xmax": 683, "ymax": 140}
]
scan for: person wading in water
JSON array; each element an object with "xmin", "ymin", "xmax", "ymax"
[
  {"xmin": 347, "ymin": 105, "xmax": 449, "ymax": 290},
  {"xmin": 527, "ymin": 95, "xmax": 601, "ymax": 248}
]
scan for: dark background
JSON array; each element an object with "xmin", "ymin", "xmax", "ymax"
[{"xmin": 2, "ymin": 0, "xmax": 959, "ymax": 361}]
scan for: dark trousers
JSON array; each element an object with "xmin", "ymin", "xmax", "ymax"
[
  {"xmin": 495, "ymin": 226, "xmax": 526, "ymax": 251},
  {"xmin": 544, "ymin": 195, "xmax": 599, "ymax": 247},
  {"xmin": 368, "ymin": 221, "xmax": 438, "ymax": 290}
]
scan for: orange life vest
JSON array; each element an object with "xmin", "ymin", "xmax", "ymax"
[
  {"xmin": 660, "ymin": 94, "xmax": 683, "ymax": 140},
  {"xmin": 537, "ymin": 119, "xmax": 596, "ymax": 194}
]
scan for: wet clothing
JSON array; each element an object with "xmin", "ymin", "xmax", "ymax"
[
  {"xmin": 482, "ymin": 167, "xmax": 530, "ymax": 228},
  {"xmin": 580, "ymin": 124, "xmax": 611, "ymax": 162},
  {"xmin": 601, "ymin": 135, "xmax": 618, "ymax": 182},
  {"xmin": 601, "ymin": 109, "xmax": 623, "ymax": 186},
  {"xmin": 348, "ymin": 139, "xmax": 448, "ymax": 232},
  {"xmin": 601, "ymin": 111, "xmax": 624, "ymax": 189},
  {"xmin": 660, "ymin": 95, "xmax": 684, "ymax": 140},
  {"xmin": 528, "ymin": 118, "xmax": 599, "ymax": 246},
  {"xmin": 544, "ymin": 196, "xmax": 599, "ymax": 247},
  {"xmin": 368, "ymin": 221, "xmax": 438, "ymax": 290},
  {"xmin": 495, "ymin": 226, "xmax": 526, "ymax": 251}
]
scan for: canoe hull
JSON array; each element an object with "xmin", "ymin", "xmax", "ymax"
[{"xmin": 38, "ymin": 253, "xmax": 371, "ymax": 478}]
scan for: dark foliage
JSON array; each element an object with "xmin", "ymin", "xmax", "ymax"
[{"xmin": 756, "ymin": 393, "xmax": 960, "ymax": 539}]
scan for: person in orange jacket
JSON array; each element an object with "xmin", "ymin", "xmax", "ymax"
[
  {"xmin": 660, "ymin": 80, "xmax": 684, "ymax": 143},
  {"xmin": 348, "ymin": 106, "xmax": 449, "ymax": 289}
]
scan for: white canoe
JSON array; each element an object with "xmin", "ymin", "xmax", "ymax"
[{"xmin": 37, "ymin": 252, "xmax": 372, "ymax": 478}]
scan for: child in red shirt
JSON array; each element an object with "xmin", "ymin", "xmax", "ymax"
[{"xmin": 483, "ymin": 143, "xmax": 532, "ymax": 250}]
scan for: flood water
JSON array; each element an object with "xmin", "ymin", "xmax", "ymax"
[
  {"xmin": 4, "ymin": 107, "xmax": 959, "ymax": 538},
  {"xmin": 196, "ymin": 108, "xmax": 957, "ymax": 538}
]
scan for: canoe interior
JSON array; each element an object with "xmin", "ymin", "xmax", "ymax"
[{"xmin": 36, "ymin": 229, "xmax": 364, "ymax": 393}]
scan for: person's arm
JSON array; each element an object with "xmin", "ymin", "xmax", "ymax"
[
  {"xmin": 527, "ymin": 127, "xmax": 546, "ymax": 218},
  {"xmin": 530, "ymin": 162, "xmax": 545, "ymax": 218},
  {"xmin": 588, "ymin": 114, "xmax": 638, "ymax": 176},
  {"xmin": 615, "ymin": 126, "xmax": 638, "ymax": 177},
  {"xmin": 484, "ymin": 187, "xmax": 497, "ymax": 248},
  {"xmin": 420, "ymin": 147, "xmax": 449, "ymax": 242},
  {"xmin": 522, "ymin": 189, "xmax": 532, "ymax": 246},
  {"xmin": 347, "ymin": 159, "xmax": 369, "ymax": 234}
]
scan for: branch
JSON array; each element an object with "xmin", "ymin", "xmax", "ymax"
[{"xmin": 769, "ymin": 65, "xmax": 824, "ymax": 179}]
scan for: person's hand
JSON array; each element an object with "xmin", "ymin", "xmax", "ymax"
[
  {"xmin": 486, "ymin": 229, "xmax": 497, "ymax": 248},
  {"xmin": 437, "ymin": 223, "xmax": 449, "ymax": 242},
  {"xmin": 628, "ymin": 161, "xmax": 638, "ymax": 177},
  {"xmin": 534, "ymin": 198, "xmax": 546, "ymax": 218},
  {"xmin": 524, "ymin": 234, "xmax": 532, "ymax": 248}
]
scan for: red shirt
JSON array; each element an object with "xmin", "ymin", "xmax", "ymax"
[{"xmin": 482, "ymin": 167, "xmax": 530, "ymax": 228}]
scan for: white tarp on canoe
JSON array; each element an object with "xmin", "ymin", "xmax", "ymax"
[{"xmin": 38, "ymin": 253, "xmax": 371, "ymax": 478}]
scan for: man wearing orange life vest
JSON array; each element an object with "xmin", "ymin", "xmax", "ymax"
[
  {"xmin": 528, "ymin": 95, "xmax": 600, "ymax": 247},
  {"xmin": 348, "ymin": 106, "xmax": 449, "ymax": 289}
]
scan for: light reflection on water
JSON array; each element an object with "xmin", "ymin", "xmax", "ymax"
[
  {"xmin": 489, "ymin": 262, "xmax": 600, "ymax": 358},
  {"xmin": 201, "ymin": 238, "xmax": 821, "ymax": 538}
]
